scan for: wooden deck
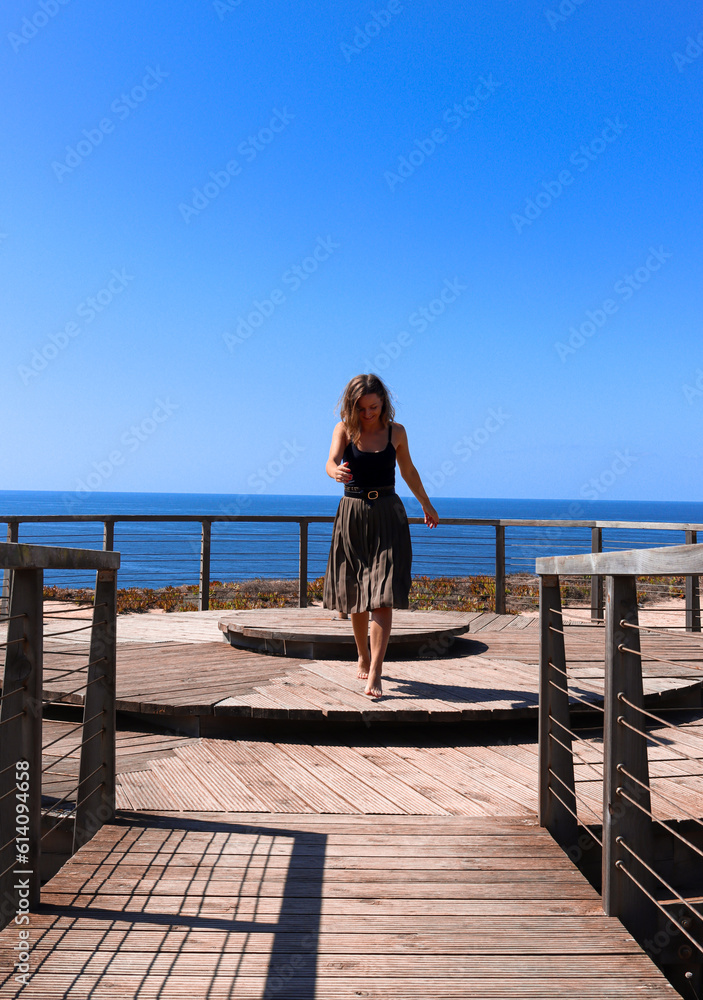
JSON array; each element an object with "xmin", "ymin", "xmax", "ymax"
[
  {"xmin": 39, "ymin": 714, "xmax": 703, "ymax": 823},
  {"xmin": 0, "ymin": 814, "xmax": 681, "ymax": 999},
  {"xmin": 1, "ymin": 608, "xmax": 700, "ymax": 996},
  {"xmin": 29, "ymin": 610, "xmax": 703, "ymax": 734}
]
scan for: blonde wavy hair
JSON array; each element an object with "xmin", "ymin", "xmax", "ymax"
[{"xmin": 338, "ymin": 373, "xmax": 396, "ymax": 445}]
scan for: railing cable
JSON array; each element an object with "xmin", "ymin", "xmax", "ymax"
[
  {"xmin": 42, "ymin": 621, "xmax": 107, "ymax": 638},
  {"xmin": 547, "ymin": 765, "xmax": 602, "ymax": 825},
  {"xmin": 614, "ymin": 642, "xmax": 703, "ymax": 673},
  {"xmin": 547, "ymin": 784, "xmax": 603, "ymax": 847},
  {"xmin": 617, "ymin": 717, "xmax": 699, "ymax": 761},
  {"xmin": 548, "ymin": 676, "xmax": 605, "ymax": 713},
  {"xmin": 616, "ymin": 861, "xmax": 703, "ymax": 956},
  {"xmin": 617, "ymin": 772, "xmax": 703, "ymax": 847},
  {"xmin": 617, "ymin": 694, "xmax": 703, "ymax": 748},
  {"xmin": 0, "ymin": 683, "xmax": 28, "ymax": 706},
  {"xmin": 39, "ymin": 763, "xmax": 105, "ymax": 828},
  {"xmin": 619, "ymin": 619, "xmax": 703, "ymax": 644},
  {"xmin": 547, "ymin": 722, "xmax": 604, "ymax": 775},
  {"xmin": 41, "ymin": 725, "xmax": 104, "ymax": 774}
]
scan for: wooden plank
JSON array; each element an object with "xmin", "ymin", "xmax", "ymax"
[
  {"xmin": 231, "ymin": 743, "xmax": 360, "ymax": 813},
  {"xmin": 537, "ymin": 541, "xmax": 703, "ymax": 577},
  {"xmin": 0, "ymin": 541, "xmax": 119, "ymax": 570}
]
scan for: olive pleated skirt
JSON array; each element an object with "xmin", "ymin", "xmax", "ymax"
[{"xmin": 323, "ymin": 493, "xmax": 412, "ymax": 613}]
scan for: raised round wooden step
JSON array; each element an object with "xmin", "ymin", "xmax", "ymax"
[{"xmin": 218, "ymin": 608, "xmax": 472, "ymax": 659}]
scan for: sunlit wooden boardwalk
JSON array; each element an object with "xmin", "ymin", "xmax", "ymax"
[
  {"xmin": 2, "ymin": 713, "xmax": 699, "ymax": 996},
  {"xmin": 1, "ymin": 814, "xmax": 680, "ymax": 999},
  {"xmin": 1, "ymin": 604, "xmax": 698, "ymax": 997}
]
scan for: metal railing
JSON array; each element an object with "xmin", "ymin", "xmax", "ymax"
[
  {"xmin": 537, "ymin": 542, "xmax": 703, "ymax": 992},
  {"xmin": 1, "ymin": 514, "xmax": 701, "ymax": 622},
  {"xmin": 0, "ymin": 542, "xmax": 119, "ymax": 932}
]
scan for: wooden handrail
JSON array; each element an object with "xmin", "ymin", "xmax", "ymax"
[
  {"xmin": 1, "ymin": 514, "xmax": 701, "ymax": 617},
  {"xmin": 536, "ymin": 541, "xmax": 703, "ymax": 577},
  {"xmin": 0, "ymin": 542, "xmax": 120, "ymax": 572}
]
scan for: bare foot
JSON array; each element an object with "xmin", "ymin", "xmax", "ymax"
[
  {"xmin": 357, "ymin": 657, "xmax": 370, "ymax": 680},
  {"xmin": 364, "ymin": 666, "xmax": 382, "ymax": 698}
]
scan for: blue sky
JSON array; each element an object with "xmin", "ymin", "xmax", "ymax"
[{"xmin": 2, "ymin": 0, "xmax": 701, "ymax": 502}]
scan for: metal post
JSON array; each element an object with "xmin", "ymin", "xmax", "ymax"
[
  {"xmin": 495, "ymin": 525, "xmax": 505, "ymax": 615},
  {"xmin": 74, "ymin": 570, "xmax": 117, "ymax": 850},
  {"xmin": 685, "ymin": 530, "xmax": 700, "ymax": 632},
  {"xmin": 590, "ymin": 527, "xmax": 603, "ymax": 622},
  {"xmin": 0, "ymin": 522, "xmax": 19, "ymax": 619},
  {"xmin": 0, "ymin": 566, "xmax": 43, "ymax": 929},
  {"xmin": 538, "ymin": 574, "xmax": 577, "ymax": 845},
  {"xmin": 602, "ymin": 575, "xmax": 653, "ymax": 936},
  {"xmin": 299, "ymin": 520, "xmax": 308, "ymax": 609},
  {"xmin": 199, "ymin": 520, "xmax": 211, "ymax": 612}
]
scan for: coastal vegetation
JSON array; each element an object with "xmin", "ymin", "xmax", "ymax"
[{"xmin": 42, "ymin": 574, "xmax": 686, "ymax": 616}]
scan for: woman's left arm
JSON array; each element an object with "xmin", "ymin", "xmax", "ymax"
[{"xmin": 394, "ymin": 424, "xmax": 439, "ymax": 528}]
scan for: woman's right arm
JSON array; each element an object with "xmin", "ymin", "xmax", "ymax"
[{"xmin": 325, "ymin": 422, "xmax": 352, "ymax": 482}]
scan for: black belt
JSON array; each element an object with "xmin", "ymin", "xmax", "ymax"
[{"xmin": 344, "ymin": 485, "xmax": 396, "ymax": 501}]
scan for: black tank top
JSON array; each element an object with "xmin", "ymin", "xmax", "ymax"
[{"xmin": 343, "ymin": 423, "xmax": 396, "ymax": 490}]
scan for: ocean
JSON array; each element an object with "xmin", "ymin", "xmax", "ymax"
[{"xmin": 1, "ymin": 491, "xmax": 703, "ymax": 589}]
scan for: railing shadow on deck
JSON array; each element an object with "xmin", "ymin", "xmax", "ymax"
[
  {"xmin": 0, "ymin": 542, "xmax": 119, "ymax": 933},
  {"xmin": 36, "ymin": 813, "xmax": 325, "ymax": 1000},
  {"xmin": 537, "ymin": 541, "xmax": 703, "ymax": 998}
]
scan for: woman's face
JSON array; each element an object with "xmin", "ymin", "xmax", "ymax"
[{"xmin": 357, "ymin": 393, "xmax": 383, "ymax": 426}]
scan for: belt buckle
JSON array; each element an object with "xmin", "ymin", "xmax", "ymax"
[{"xmin": 367, "ymin": 490, "xmax": 379, "ymax": 500}]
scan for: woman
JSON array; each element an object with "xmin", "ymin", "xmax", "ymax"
[{"xmin": 323, "ymin": 373, "xmax": 439, "ymax": 698}]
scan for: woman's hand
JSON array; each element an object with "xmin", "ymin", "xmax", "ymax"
[
  {"xmin": 423, "ymin": 504, "xmax": 439, "ymax": 528},
  {"xmin": 336, "ymin": 461, "xmax": 352, "ymax": 484}
]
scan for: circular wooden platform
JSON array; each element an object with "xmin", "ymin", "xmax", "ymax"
[
  {"xmin": 29, "ymin": 610, "xmax": 703, "ymax": 737},
  {"xmin": 218, "ymin": 609, "xmax": 472, "ymax": 659}
]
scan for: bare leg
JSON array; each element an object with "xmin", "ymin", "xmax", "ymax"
[
  {"xmin": 366, "ymin": 607, "xmax": 392, "ymax": 698},
  {"xmin": 350, "ymin": 611, "xmax": 370, "ymax": 679}
]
